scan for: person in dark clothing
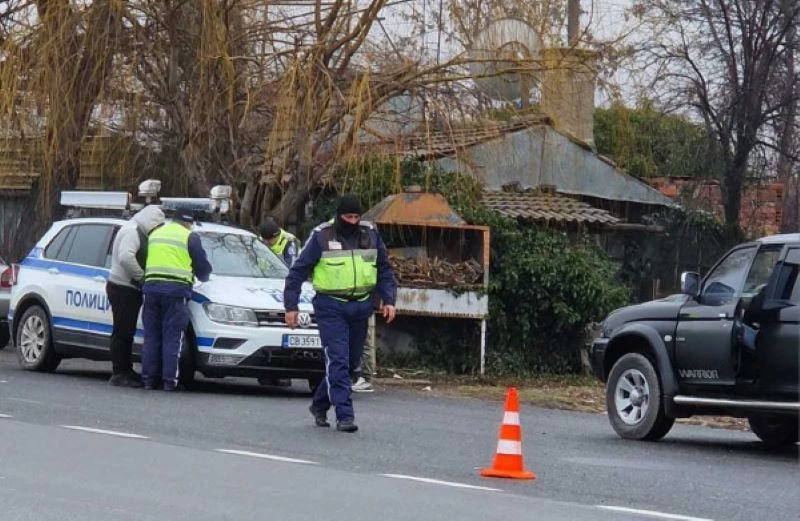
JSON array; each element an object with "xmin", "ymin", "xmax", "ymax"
[
  {"xmin": 141, "ymin": 212, "xmax": 212, "ymax": 391},
  {"xmin": 106, "ymin": 205, "xmax": 165, "ymax": 388},
  {"xmin": 284, "ymin": 194, "xmax": 397, "ymax": 432}
]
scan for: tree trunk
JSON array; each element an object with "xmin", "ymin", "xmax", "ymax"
[{"xmin": 778, "ymin": 0, "xmax": 798, "ymax": 232}]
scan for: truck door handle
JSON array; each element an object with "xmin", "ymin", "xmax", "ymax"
[
  {"xmin": 719, "ymin": 312, "xmax": 729, "ymax": 319},
  {"xmin": 47, "ymin": 267, "xmax": 59, "ymax": 275}
]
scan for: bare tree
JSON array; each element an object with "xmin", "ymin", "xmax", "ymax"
[
  {"xmin": 0, "ymin": 0, "xmax": 125, "ymax": 259},
  {"xmin": 629, "ymin": 0, "xmax": 799, "ymax": 238}
]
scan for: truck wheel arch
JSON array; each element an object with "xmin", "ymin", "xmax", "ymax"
[{"xmin": 605, "ymin": 324, "xmax": 678, "ymax": 398}]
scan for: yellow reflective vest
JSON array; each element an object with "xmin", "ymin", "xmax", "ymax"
[
  {"xmin": 144, "ymin": 222, "xmax": 193, "ymax": 284},
  {"xmin": 270, "ymin": 229, "xmax": 297, "ymax": 256},
  {"xmin": 311, "ymin": 222, "xmax": 377, "ymax": 300}
]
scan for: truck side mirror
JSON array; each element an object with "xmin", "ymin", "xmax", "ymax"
[{"xmin": 681, "ymin": 271, "xmax": 700, "ymax": 297}]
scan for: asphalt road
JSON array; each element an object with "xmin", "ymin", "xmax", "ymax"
[{"xmin": 0, "ymin": 348, "xmax": 797, "ymax": 521}]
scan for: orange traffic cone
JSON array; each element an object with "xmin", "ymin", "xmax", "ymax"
[{"xmin": 480, "ymin": 387, "xmax": 536, "ymax": 480}]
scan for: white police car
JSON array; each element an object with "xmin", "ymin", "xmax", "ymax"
[{"xmin": 8, "ymin": 180, "xmax": 324, "ymax": 389}]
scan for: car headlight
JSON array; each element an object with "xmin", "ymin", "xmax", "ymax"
[{"xmin": 203, "ymin": 303, "xmax": 258, "ymax": 326}]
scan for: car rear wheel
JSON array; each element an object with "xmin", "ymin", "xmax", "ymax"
[
  {"xmin": 16, "ymin": 306, "xmax": 60, "ymax": 372},
  {"xmin": 748, "ymin": 415, "xmax": 799, "ymax": 448},
  {"xmin": 606, "ymin": 353, "xmax": 674, "ymax": 441}
]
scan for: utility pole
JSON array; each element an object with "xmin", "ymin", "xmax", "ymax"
[{"xmin": 567, "ymin": 0, "xmax": 580, "ymax": 46}]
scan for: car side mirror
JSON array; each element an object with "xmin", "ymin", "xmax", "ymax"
[{"xmin": 681, "ymin": 271, "xmax": 700, "ymax": 297}]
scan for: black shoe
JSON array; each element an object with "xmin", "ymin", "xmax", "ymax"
[
  {"xmin": 109, "ymin": 373, "xmax": 144, "ymax": 388},
  {"xmin": 309, "ymin": 405, "xmax": 330, "ymax": 428},
  {"xmin": 143, "ymin": 381, "xmax": 162, "ymax": 390},
  {"xmin": 162, "ymin": 382, "xmax": 184, "ymax": 392},
  {"xmin": 336, "ymin": 419, "xmax": 358, "ymax": 433}
]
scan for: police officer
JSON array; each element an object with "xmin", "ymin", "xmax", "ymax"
[
  {"xmin": 284, "ymin": 194, "xmax": 396, "ymax": 433},
  {"xmin": 260, "ymin": 217, "xmax": 299, "ymax": 266},
  {"xmin": 141, "ymin": 212, "xmax": 212, "ymax": 391}
]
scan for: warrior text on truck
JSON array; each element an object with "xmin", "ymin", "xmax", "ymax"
[{"xmin": 590, "ymin": 233, "xmax": 799, "ymax": 447}]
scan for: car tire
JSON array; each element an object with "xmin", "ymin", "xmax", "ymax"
[
  {"xmin": 0, "ymin": 322, "xmax": 9, "ymax": 349},
  {"xmin": 748, "ymin": 415, "xmax": 799, "ymax": 448},
  {"xmin": 606, "ymin": 353, "xmax": 674, "ymax": 441},
  {"xmin": 178, "ymin": 329, "xmax": 197, "ymax": 390},
  {"xmin": 308, "ymin": 376, "xmax": 323, "ymax": 393},
  {"xmin": 16, "ymin": 305, "xmax": 60, "ymax": 372}
]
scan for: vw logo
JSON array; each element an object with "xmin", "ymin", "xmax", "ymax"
[{"xmin": 297, "ymin": 312, "xmax": 312, "ymax": 328}]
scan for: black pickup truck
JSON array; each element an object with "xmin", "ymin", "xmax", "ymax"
[{"xmin": 590, "ymin": 234, "xmax": 799, "ymax": 447}]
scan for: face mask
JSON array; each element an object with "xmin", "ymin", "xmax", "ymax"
[{"xmin": 336, "ymin": 215, "xmax": 360, "ymax": 235}]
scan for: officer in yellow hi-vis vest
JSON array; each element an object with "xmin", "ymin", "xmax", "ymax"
[
  {"xmin": 283, "ymin": 194, "xmax": 397, "ymax": 433},
  {"xmin": 259, "ymin": 217, "xmax": 298, "ymax": 266},
  {"xmin": 142, "ymin": 212, "xmax": 212, "ymax": 391}
]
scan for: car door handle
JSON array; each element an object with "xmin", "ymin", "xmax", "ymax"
[
  {"xmin": 92, "ymin": 276, "xmax": 106, "ymax": 283},
  {"xmin": 47, "ymin": 267, "xmax": 59, "ymax": 274}
]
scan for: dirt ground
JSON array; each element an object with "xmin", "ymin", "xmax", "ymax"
[{"xmin": 372, "ymin": 369, "xmax": 750, "ymax": 432}]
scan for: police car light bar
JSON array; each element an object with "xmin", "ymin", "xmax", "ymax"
[
  {"xmin": 60, "ymin": 191, "xmax": 131, "ymax": 210},
  {"xmin": 160, "ymin": 197, "xmax": 217, "ymax": 214}
]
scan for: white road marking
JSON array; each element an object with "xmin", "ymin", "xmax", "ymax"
[
  {"xmin": 6, "ymin": 397, "xmax": 44, "ymax": 405},
  {"xmin": 596, "ymin": 505, "xmax": 713, "ymax": 521},
  {"xmin": 381, "ymin": 474, "xmax": 503, "ymax": 492},
  {"xmin": 216, "ymin": 449, "xmax": 318, "ymax": 465},
  {"xmin": 0, "ymin": 414, "xmax": 12, "ymax": 418},
  {"xmin": 0, "ymin": 379, "xmax": 8, "ymax": 383},
  {"xmin": 61, "ymin": 425, "xmax": 149, "ymax": 439}
]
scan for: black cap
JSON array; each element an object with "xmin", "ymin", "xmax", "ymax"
[
  {"xmin": 337, "ymin": 193, "xmax": 362, "ymax": 216},
  {"xmin": 259, "ymin": 219, "xmax": 280, "ymax": 239}
]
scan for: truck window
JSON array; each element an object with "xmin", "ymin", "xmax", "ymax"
[
  {"xmin": 741, "ymin": 246, "xmax": 783, "ymax": 297},
  {"xmin": 701, "ymin": 246, "xmax": 757, "ymax": 306}
]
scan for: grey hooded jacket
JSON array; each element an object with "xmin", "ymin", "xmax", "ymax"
[{"xmin": 108, "ymin": 205, "xmax": 165, "ymax": 289}]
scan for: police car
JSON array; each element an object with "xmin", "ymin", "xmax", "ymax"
[{"xmin": 8, "ymin": 180, "xmax": 324, "ymax": 389}]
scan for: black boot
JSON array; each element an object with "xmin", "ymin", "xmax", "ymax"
[
  {"xmin": 309, "ymin": 405, "xmax": 330, "ymax": 428},
  {"xmin": 336, "ymin": 419, "xmax": 358, "ymax": 433}
]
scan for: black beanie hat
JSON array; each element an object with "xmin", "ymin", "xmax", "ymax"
[
  {"xmin": 337, "ymin": 194, "xmax": 362, "ymax": 215},
  {"xmin": 259, "ymin": 219, "xmax": 280, "ymax": 239}
]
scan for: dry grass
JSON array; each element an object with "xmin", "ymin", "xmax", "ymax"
[{"xmin": 373, "ymin": 369, "xmax": 750, "ymax": 431}]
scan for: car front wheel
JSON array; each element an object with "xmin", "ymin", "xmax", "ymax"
[
  {"xmin": 16, "ymin": 305, "xmax": 60, "ymax": 372},
  {"xmin": 606, "ymin": 353, "xmax": 674, "ymax": 441}
]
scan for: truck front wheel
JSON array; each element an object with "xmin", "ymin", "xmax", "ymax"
[{"xmin": 606, "ymin": 353, "xmax": 674, "ymax": 441}]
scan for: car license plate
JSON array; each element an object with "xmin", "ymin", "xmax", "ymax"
[{"xmin": 282, "ymin": 334, "xmax": 322, "ymax": 349}]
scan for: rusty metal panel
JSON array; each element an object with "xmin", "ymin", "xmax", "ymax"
[
  {"xmin": 363, "ymin": 192, "xmax": 467, "ymax": 227},
  {"xmin": 395, "ymin": 287, "xmax": 488, "ymax": 319}
]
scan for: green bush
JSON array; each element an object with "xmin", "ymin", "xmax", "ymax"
[{"xmin": 457, "ymin": 206, "xmax": 630, "ymax": 374}]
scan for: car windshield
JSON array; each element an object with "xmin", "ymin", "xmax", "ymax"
[{"xmin": 197, "ymin": 231, "xmax": 289, "ymax": 279}]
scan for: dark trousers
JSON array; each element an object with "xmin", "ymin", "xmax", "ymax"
[
  {"xmin": 311, "ymin": 295, "xmax": 373, "ymax": 421},
  {"xmin": 106, "ymin": 282, "xmax": 143, "ymax": 376},
  {"xmin": 142, "ymin": 294, "xmax": 190, "ymax": 387}
]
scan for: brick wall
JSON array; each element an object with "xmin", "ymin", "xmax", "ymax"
[{"xmin": 647, "ymin": 177, "xmax": 783, "ymax": 237}]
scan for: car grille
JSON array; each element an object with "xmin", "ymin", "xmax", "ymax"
[{"xmin": 254, "ymin": 310, "xmax": 318, "ymax": 329}]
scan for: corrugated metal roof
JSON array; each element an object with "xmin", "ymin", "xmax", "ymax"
[
  {"xmin": 353, "ymin": 116, "xmax": 675, "ymax": 208},
  {"xmin": 481, "ymin": 189, "xmax": 620, "ymax": 224}
]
